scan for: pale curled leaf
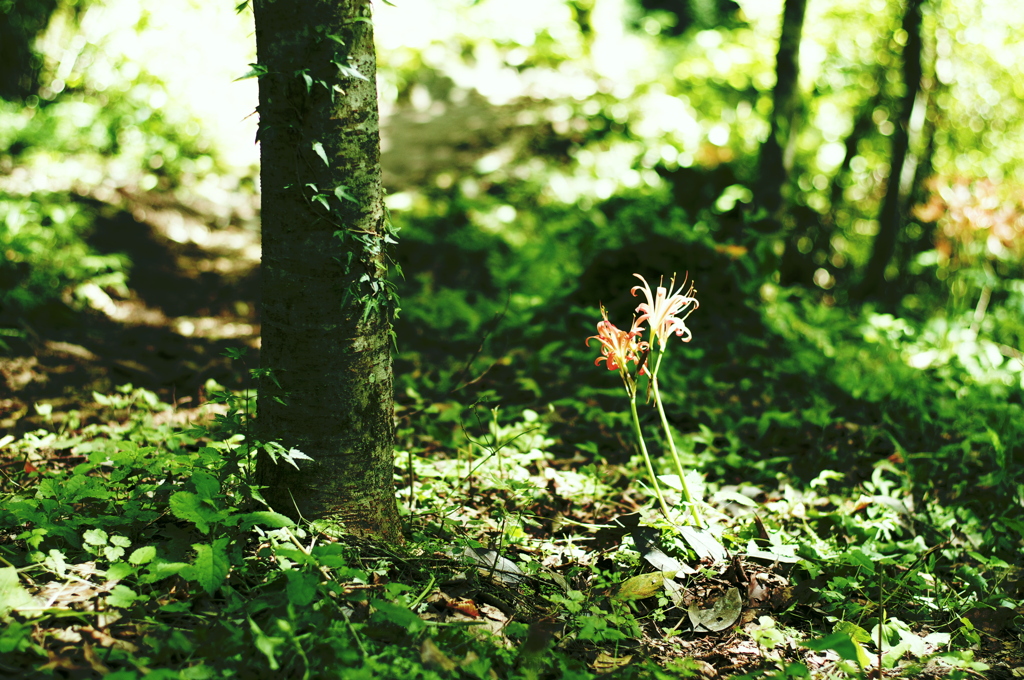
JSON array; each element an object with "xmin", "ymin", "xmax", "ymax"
[
  {"xmin": 420, "ymin": 638, "xmax": 458, "ymax": 672},
  {"xmin": 612, "ymin": 571, "xmax": 677, "ymax": 602},
  {"xmin": 679, "ymin": 525, "xmax": 727, "ymax": 562},
  {"xmin": 593, "ymin": 652, "xmax": 633, "ymax": 674},
  {"xmin": 688, "ymin": 587, "xmax": 742, "ymax": 631},
  {"xmin": 0, "ymin": 567, "xmax": 36, "ymax": 615}
]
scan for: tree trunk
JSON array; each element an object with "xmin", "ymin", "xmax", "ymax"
[
  {"xmin": 855, "ymin": 0, "xmax": 925, "ymax": 303},
  {"xmin": 253, "ymin": 0, "xmax": 402, "ymax": 542},
  {"xmin": 757, "ymin": 0, "xmax": 808, "ymax": 223},
  {"xmin": 828, "ymin": 85, "xmax": 883, "ymax": 226}
]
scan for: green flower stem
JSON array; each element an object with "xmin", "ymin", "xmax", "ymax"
[
  {"xmin": 628, "ymin": 393, "xmax": 673, "ymax": 520},
  {"xmin": 650, "ymin": 352, "xmax": 702, "ymax": 526}
]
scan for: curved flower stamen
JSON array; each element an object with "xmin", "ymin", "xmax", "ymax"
[
  {"xmin": 631, "ymin": 273, "xmax": 699, "ymax": 350},
  {"xmin": 586, "ymin": 308, "xmax": 649, "ymax": 375}
]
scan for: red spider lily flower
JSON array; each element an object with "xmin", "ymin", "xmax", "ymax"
[
  {"xmin": 631, "ymin": 273, "xmax": 699, "ymax": 350},
  {"xmin": 587, "ymin": 308, "xmax": 649, "ymax": 375}
]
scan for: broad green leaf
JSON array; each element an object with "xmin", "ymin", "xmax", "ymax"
[
  {"xmin": 83, "ymin": 528, "xmax": 108, "ymax": 546},
  {"xmin": 612, "ymin": 571, "xmax": 677, "ymax": 602},
  {"xmin": 106, "ymin": 585, "xmax": 140, "ymax": 608},
  {"xmin": 106, "ymin": 562, "xmax": 134, "ymax": 581},
  {"xmin": 103, "ymin": 545, "xmax": 126, "ymax": 562},
  {"xmin": 0, "ymin": 567, "xmax": 35, "ymax": 615},
  {"xmin": 169, "ymin": 491, "xmax": 227, "ymax": 534},
  {"xmin": 285, "ymin": 570, "xmax": 317, "ymax": 607},
  {"xmin": 141, "ymin": 559, "xmax": 189, "ymax": 584},
  {"xmin": 249, "ymin": 618, "xmax": 284, "ymax": 670},
  {"xmin": 43, "ymin": 549, "xmax": 67, "ymax": 576},
  {"xmin": 185, "ymin": 539, "xmax": 230, "ymax": 595},
  {"xmin": 370, "ymin": 599, "xmax": 425, "ymax": 633},
  {"xmin": 833, "ymin": 620, "xmax": 872, "ymax": 644},
  {"xmin": 806, "ymin": 632, "xmax": 870, "ymax": 669},
  {"xmin": 236, "ymin": 511, "xmax": 294, "ymax": 531},
  {"xmin": 129, "ymin": 546, "xmax": 157, "ymax": 565},
  {"xmin": 191, "ymin": 470, "xmax": 220, "ymax": 501}
]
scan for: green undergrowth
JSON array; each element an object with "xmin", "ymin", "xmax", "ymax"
[{"xmin": 2, "ymin": 293, "xmax": 1022, "ymax": 679}]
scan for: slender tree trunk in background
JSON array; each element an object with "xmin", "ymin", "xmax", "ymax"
[
  {"xmin": 253, "ymin": 0, "xmax": 402, "ymax": 542},
  {"xmin": 757, "ymin": 0, "xmax": 808, "ymax": 224},
  {"xmin": 828, "ymin": 86, "xmax": 883, "ymax": 227},
  {"xmin": 856, "ymin": 0, "xmax": 925, "ymax": 303},
  {"xmin": 0, "ymin": 0, "xmax": 60, "ymax": 100}
]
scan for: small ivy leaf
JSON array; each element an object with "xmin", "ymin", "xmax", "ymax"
[
  {"xmin": 612, "ymin": 571, "xmax": 677, "ymax": 602},
  {"xmin": 234, "ymin": 63, "xmax": 267, "ymax": 81},
  {"xmin": 283, "ymin": 447, "xmax": 313, "ymax": 470},
  {"xmin": 234, "ymin": 1, "xmax": 249, "ymax": 13},
  {"xmin": 312, "ymin": 141, "xmax": 329, "ymax": 166},
  {"xmin": 334, "ymin": 61, "xmax": 369, "ymax": 81},
  {"xmin": 334, "ymin": 184, "xmax": 358, "ymax": 204},
  {"xmin": 313, "ymin": 195, "xmax": 330, "ymax": 211},
  {"xmin": 301, "ymin": 71, "xmax": 313, "ymax": 93},
  {"xmin": 325, "ymin": 33, "xmax": 346, "ymax": 45}
]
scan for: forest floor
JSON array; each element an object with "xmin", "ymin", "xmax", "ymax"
[{"xmin": 2, "ymin": 192, "xmax": 1022, "ymax": 679}]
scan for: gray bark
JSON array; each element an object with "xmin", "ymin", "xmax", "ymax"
[{"xmin": 253, "ymin": 0, "xmax": 402, "ymax": 542}]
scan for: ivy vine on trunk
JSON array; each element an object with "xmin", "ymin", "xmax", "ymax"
[{"xmin": 253, "ymin": 0, "xmax": 402, "ymax": 543}]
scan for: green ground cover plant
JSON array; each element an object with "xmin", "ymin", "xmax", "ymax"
[
  {"xmin": 2, "ymin": 0, "xmax": 1023, "ymax": 676},
  {"xmin": 2, "ymin": 281, "xmax": 1021, "ymax": 677}
]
